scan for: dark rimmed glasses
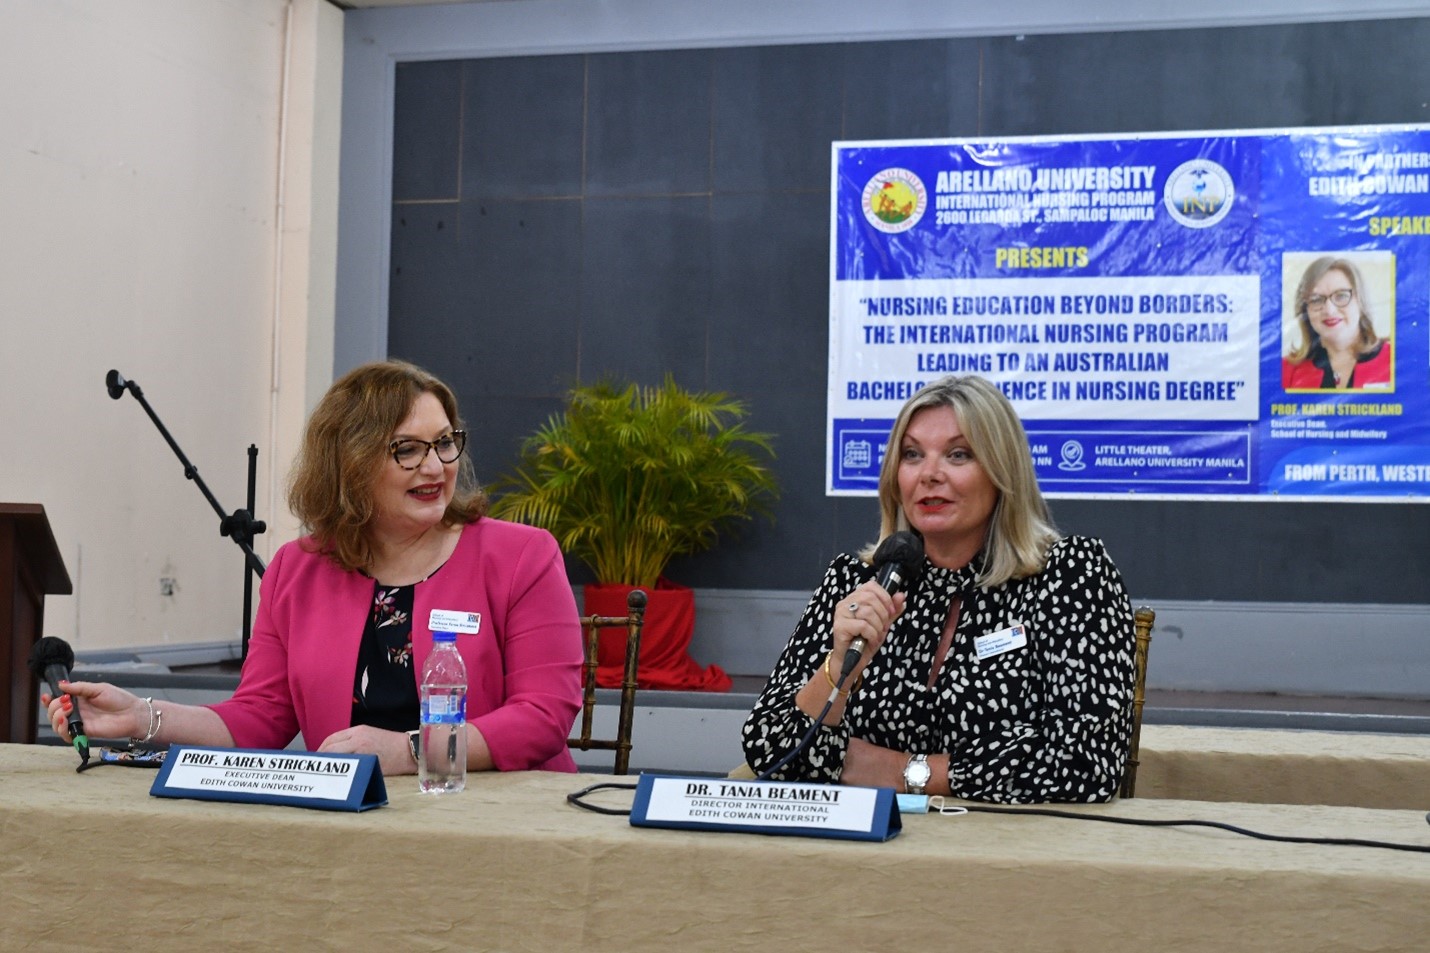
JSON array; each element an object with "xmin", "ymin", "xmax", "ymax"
[
  {"xmin": 1306, "ymin": 288, "xmax": 1354, "ymax": 313},
  {"xmin": 389, "ymin": 430, "xmax": 466, "ymax": 470}
]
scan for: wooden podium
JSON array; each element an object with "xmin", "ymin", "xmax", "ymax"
[{"xmin": 0, "ymin": 504, "xmax": 72, "ymax": 743}]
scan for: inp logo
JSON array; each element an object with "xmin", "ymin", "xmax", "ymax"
[
  {"xmin": 861, "ymin": 168, "xmax": 928, "ymax": 233},
  {"xmin": 1163, "ymin": 159, "xmax": 1235, "ymax": 229}
]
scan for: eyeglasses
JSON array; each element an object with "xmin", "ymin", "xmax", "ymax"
[
  {"xmin": 389, "ymin": 431, "xmax": 466, "ymax": 469},
  {"xmin": 1305, "ymin": 289, "xmax": 1354, "ymax": 313}
]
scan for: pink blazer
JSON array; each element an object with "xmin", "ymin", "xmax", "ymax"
[{"xmin": 210, "ymin": 518, "xmax": 582, "ymax": 771}]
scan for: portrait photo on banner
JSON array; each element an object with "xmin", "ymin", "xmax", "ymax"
[{"xmin": 1280, "ymin": 249, "xmax": 1396, "ymax": 393}]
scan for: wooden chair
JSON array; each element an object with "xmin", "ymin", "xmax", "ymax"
[
  {"xmin": 568, "ymin": 589, "xmax": 647, "ymax": 775},
  {"xmin": 1119, "ymin": 605, "xmax": 1156, "ymax": 799}
]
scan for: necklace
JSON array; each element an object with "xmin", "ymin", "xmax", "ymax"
[{"xmin": 369, "ymin": 525, "xmax": 459, "ymax": 585}]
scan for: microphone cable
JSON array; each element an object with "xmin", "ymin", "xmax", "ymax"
[
  {"xmin": 753, "ymin": 654, "xmax": 854, "ymax": 782},
  {"xmin": 954, "ymin": 803, "xmax": 1430, "ymax": 855},
  {"xmin": 566, "ymin": 781, "xmax": 638, "ymax": 815},
  {"xmin": 568, "ymin": 659, "xmax": 855, "ymax": 816},
  {"xmin": 569, "ymin": 783, "xmax": 1430, "ymax": 853}
]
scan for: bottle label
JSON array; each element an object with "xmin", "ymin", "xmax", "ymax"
[{"xmin": 421, "ymin": 693, "xmax": 467, "ymax": 725}]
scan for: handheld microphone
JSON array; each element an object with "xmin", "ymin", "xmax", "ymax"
[
  {"xmin": 27, "ymin": 636, "xmax": 89, "ymax": 762},
  {"xmin": 753, "ymin": 533, "xmax": 926, "ymax": 783},
  {"xmin": 844, "ymin": 531, "xmax": 926, "ymax": 675}
]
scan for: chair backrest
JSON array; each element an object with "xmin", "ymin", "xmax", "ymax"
[
  {"xmin": 568, "ymin": 589, "xmax": 647, "ymax": 775},
  {"xmin": 1119, "ymin": 605, "xmax": 1156, "ymax": 799}
]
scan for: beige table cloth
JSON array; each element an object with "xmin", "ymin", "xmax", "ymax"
[
  {"xmin": 1137, "ymin": 724, "xmax": 1430, "ymax": 808},
  {"xmin": 2, "ymin": 743, "xmax": 1427, "ymax": 952}
]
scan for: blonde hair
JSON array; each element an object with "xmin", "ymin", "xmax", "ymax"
[
  {"xmin": 1286, "ymin": 256, "xmax": 1381, "ymax": 363},
  {"xmin": 288, "ymin": 360, "xmax": 487, "ymax": 572},
  {"xmin": 864, "ymin": 375, "xmax": 1058, "ymax": 587}
]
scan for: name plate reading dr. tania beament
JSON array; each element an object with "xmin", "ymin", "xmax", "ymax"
[
  {"xmin": 151, "ymin": 745, "xmax": 387, "ymax": 812},
  {"xmin": 630, "ymin": 774, "xmax": 901, "ymax": 841}
]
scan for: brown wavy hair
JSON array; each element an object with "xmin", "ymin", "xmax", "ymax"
[
  {"xmin": 288, "ymin": 360, "xmax": 488, "ymax": 571},
  {"xmin": 862, "ymin": 375, "xmax": 1059, "ymax": 587}
]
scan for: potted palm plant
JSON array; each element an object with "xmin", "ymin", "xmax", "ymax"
[{"xmin": 489, "ymin": 376, "xmax": 778, "ymax": 691}]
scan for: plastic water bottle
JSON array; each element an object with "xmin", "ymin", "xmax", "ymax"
[{"xmin": 419, "ymin": 631, "xmax": 467, "ymax": 794}]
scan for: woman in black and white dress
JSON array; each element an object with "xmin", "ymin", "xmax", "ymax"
[{"xmin": 741, "ymin": 375, "xmax": 1135, "ymax": 804}]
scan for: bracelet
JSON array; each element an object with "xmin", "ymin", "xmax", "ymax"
[
  {"xmin": 822, "ymin": 652, "xmax": 863, "ymax": 697},
  {"xmin": 133, "ymin": 696, "xmax": 162, "ymax": 744}
]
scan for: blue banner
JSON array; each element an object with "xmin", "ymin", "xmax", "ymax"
[{"xmin": 828, "ymin": 127, "xmax": 1430, "ymax": 500}]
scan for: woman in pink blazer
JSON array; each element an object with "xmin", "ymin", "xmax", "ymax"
[{"xmin": 46, "ymin": 361, "xmax": 582, "ymax": 776}]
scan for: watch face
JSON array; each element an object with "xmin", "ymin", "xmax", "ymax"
[{"xmin": 906, "ymin": 757, "xmax": 931, "ymax": 788}]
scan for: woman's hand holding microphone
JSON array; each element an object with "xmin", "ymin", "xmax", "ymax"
[
  {"xmin": 796, "ymin": 579, "xmax": 906, "ymax": 723},
  {"xmin": 830, "ymin": 580, "xmax": 905, "ymax": 689}
]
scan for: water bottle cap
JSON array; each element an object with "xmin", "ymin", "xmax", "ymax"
[{"xmin": 433, "ymin": 631, "xmax": 457, "ymax": 643}]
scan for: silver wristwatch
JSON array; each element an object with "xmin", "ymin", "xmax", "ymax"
[
  {"xmin": 407, "ymin": 729, "xmax": 421, "ymax": 764},
  {"xmin": 903, "ymin": 753, "xmax": 931, "ymax": 795}
]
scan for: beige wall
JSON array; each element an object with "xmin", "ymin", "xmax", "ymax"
[{"xmin": 0, "ymin": 0, "xmax": 341, "ymax": 652}]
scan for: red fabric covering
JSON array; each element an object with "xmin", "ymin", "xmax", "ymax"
[{"xmin": 585, "ymin": 580, "xmax": 732, "ymax": 692}]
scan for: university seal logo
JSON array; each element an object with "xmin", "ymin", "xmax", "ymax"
[
  {"xmin": 861, "ymin": 168, "xmax": 928, "ymax": 233},
  {"xmin": 1163, "ymin": 158, "xmax": 1235, "ymax": 229}
]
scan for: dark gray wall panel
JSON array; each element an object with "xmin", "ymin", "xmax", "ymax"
[
  {"xmin": 980, "ymin": 21, "xmax": 1430, "ymax": 137},
  {"xmin": 388, "ymin": 202, "xmax": 462, "ymax": 335},
  {"xmin": 391, "ymin": 198, "xmax": 584, "ymax": 396},
  {"xmin": 838, "ymin": 38, "xmax": 982, "ymax": 141},
  {"xmin": 579, "ymin": 195, "xmax": 711, "ymax": 383},
  {"xmin": 711, "ymin": 44, "xmax": 846, "ymax": 193},
  {"xmin": 1051, "ymin": 497, "xmax": 1430, "ymax": 604},
  {"xmin": 392, "ymin": 60, "xmax": 463, "ymax": 201},
  {"xmin": 586, "ymin": 50, "xmax": 713, "ymax": 197},
  {"xmin": 455, "ymin": 199, "xmax": 583, "ymax": 397},
  {"xmin": 707, "ymin": 191, "xmax": 827, "ymax": 395},
  {"xmin": 459, "ymin": 56, "xmax": 587, "ymax": 200}
]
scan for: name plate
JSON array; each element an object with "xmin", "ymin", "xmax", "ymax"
[
  {"xmin": 151, "ymin": 745, "xmax": 387, "ymax": 812},
  {"xmin": 630, "ymin": 774, "xmax": 901, "ymax": 842}
]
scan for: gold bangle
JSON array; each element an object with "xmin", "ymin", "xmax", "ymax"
[{"xmin": 822, "ymin": 652, "xmax": 862, "ymax": 697}]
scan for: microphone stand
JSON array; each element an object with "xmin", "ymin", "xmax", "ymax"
[{"xmin": 106, "ymin": 369, "xmax": 266, "ymax": 658}]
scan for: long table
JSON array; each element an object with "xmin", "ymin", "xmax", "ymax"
[
  {"xmin": 1137, "ymin": 725, "xmax": 1430, "ymax": 809},
  {"xmin": 2, "ymin": 744, "xmax": 1427, "ymax": 952}
]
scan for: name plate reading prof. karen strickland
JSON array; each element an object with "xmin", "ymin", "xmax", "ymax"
[
  {"xmin": 151, "ymin": 745, "xmax": 388, "ymax": 812},
  {"xmin": 630, "ymin": 774, "xmax": 901, "ymax": 841}
]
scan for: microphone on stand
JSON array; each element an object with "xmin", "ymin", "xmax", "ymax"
[
  {"xmin": 105, "ymin": 369, "xmax": 133, "ymax": 400},
  {"xmin": 842, "ymin": 531, "xmax": 926, "ymax": 678},
  {"xmin": 102, "ymin": 367, "xmax": 266, "ymax": 656},
  {"xmin": 27, "ymin": 636, "xmax": 89, "ymax": 764}
]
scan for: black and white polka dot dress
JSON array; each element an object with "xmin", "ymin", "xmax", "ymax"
[{"xmin": 741, "ymin": 536, "xmax": 1136, "ymax": 804}]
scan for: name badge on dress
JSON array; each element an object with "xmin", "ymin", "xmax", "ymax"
[
  {"xmin": 974, "ymin": 623, "xmax": 1027, "ymax": 661},
  {"xmin": 429, "ymin": 608, "xmax": 481, "ymax": 635}
]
